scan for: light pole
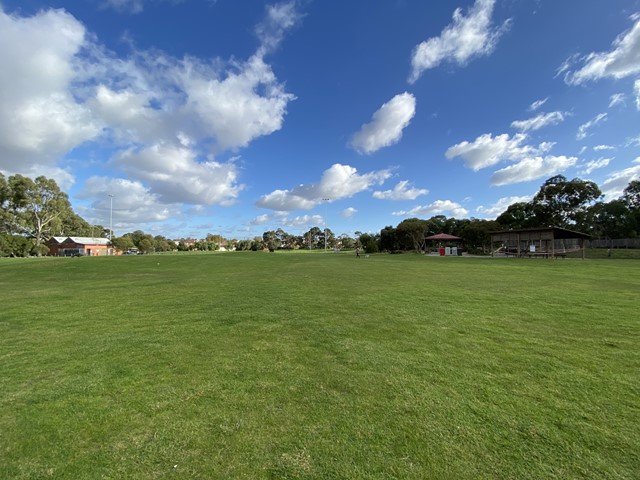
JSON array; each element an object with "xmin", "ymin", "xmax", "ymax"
[
  {"xmin": 322, "ymin": 198, "xmax": 330, "ymax": 252},
  {"xmin": 108, "ymin": 194, "xmax": 114, "ymax": 244}
]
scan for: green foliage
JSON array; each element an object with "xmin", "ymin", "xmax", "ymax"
[
  {"xmin": 357, "ymin": 232, "xmax": 379, "ymax": 253},
  {"xmin": 0, "ymin": 234, "xmax": 34, "ymax": 257},
  {"xmin": 396, "ymin": 217, "xmax": 428, "ymax": 251},
  {"xmin": 532, "ymin": 175, "xmax": 602, "ymax": 228},
  {"xmin": 379, "ymin": 225, "xmax": 399, "ymax": 251},
  {"xmin": 4, "ymin": 175, "xmax": 73, "ymax": 254}
]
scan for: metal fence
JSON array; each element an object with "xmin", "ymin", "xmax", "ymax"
[{"xmin": 587, "ymin": 238, "xmax": 640, "ymax": 248}]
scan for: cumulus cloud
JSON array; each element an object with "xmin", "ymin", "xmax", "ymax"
[
  {"xmin": 280, "ymin": 214, "xmax": 324, "ymax": 228},
  {"xmin": 251, "ymin": 214, "xmax": 271, "ymax": 225},
  {"xmin": 491, "ymin": 155, "xmax": 577, "ymax": 186},
  {"xmin": 339, "ymin": 207, "xmax": 357, "ymax": 218},
  {"xmin": 76, "ymin": 176, "xmax": 181, "ymax": 229},
  {"xmin": 350, "ymin": 93, "xmax": 416, "ymax": 154},
  {"xmin": 511, "ymin": 111, "xmax": 567, "ymax": 132},
  {"xmin": 372, "ymin": 180, "xmax": 428, "ymax": 200},
  {"xmin": 113, "ymin": 143, "xmax": 244, "ymax": 205},
  {"xmin": 0, "ymin": 8, "xmax": 101, "ymax": 170},
  {"xmin": 579, "ymin": 157, "xmax": 611, "ymax": 175},
  {"xmin": 577, "ymin": 113, "xmax": 608, "ymax": 140},
  {"xmin": 529, "ymin": 97, "xmax": 548, "ymax": 111},
  {"xmin": 601, "ymin": 157, "xmax": 640, "ymax": 200},
  {"xmin": 0, "ymin": 3, "xmax": 300, "ymax": 224},
  {"xmin": 445, "ymin": 133, "xmax": 551, "ymax": 171},
  {"xmin": 564, "ymin": 13, "xmax": 640, "ymax": 84},
  {"xmin": 393, "ymin": 200, "xmax": 468, "ymax": 218},
  {"xmin": 256, "ymin": 163, "xmax": 392, "ymax": 211},
  {"xmin": 475, "ymin": 195, "xmax": 532, "ymax": 218},
  {"xmin": 409, "ymin": 0, "xmax": 510, "ymax": 83}
]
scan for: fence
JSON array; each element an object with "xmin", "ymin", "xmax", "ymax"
[{"xmin": 587, "ymin": 238, "xmax": 640, "ymax": 248}]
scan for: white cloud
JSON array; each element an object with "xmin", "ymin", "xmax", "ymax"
[
  {"xmin": 475, "ymin": 195, "xmax": 532, "ymax": 218},
  {"xmin": 372, "ymin": 180, "xmax": 428, "ymax": 200},
  {"xmin": 256, "ymin": 1, "xmax": 302, "ymax": 55},
  {"xmin": 579, "ymin": 157, "xmax": 611, "ymax": 175},
  {"xmin": 393, "ymin": 200, "xmax": 469, "ymax": 218},
  {"xmin": 593, "ymin": 144, "xmax": 615, "ymax": 151},
  {"xmin": 409, "ymin": 0, "xmax": 510, "ymax": 83},
  {"xmin": 0, "ymin": 3, "xmax": 301, "ymax": 227},
  {"xmin": 491, "ymin": 155, "xmax": 577, "ymax": 186},
  {"xmin": 339, "ymin": 207, "xmax": 357, "ymax": 218},
  {"xmin": 609, "ymin": 93, "xmax": 626, "ymax": 108},
  {"xmin": 529, "ymin": 97, "xmax": 548, "ymax": 111},
  {"xmin": 445, "ymin": 133, "xmax": 551, "ymax": 171},
  {"xmin": 577, "ymin": 113, "xmax": 608, "ymax": 140},
  {"xmin": 113, "ymin": 143, "xmax": 244, "ymax": 205},
  {"xmin": 635, "ymin": 79, "xmax": 640, "ymax": 110},
  {"xmin": 250, "ymin": 214, "xmax": 271, "ymax": 225},
  {"xmin": 0, "ymin": 8, "xmax": 101, "ymax": 170},
  {"xmin": 256, "ymin": 163, "xmax": 392, "ymax": 211},
  {"xmin": 103, "ymin": 0, "xmax": 145, "ymax": 14},
  {"xmin": 77, "ymin": 176, "xmax": 181, "ymax": 230},
  {"xmin": 601, "ymin": 157, "xmax": 640, "ymax": 200},
  {"xmin": 626, "ymin": 135, "xmax": 640, "ymax": 147},
  {"xmin": 350, "ymin": 92, "xmax": 416, "ymax": 154},
  {"xmin": 281, "ymin": 214, "xmax": 324, "ymax": 228},
  {"xmin": 511, "ymin": 111, "xmax": 567, "ymax": 132},
  {"xmin": 565, "ymin": 14, "xmax": 640, "ymax": 84}
]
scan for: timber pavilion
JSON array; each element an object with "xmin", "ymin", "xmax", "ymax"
[{"xmin": 490, "ymin": 227, "xmax": 590, "ymax": 259}]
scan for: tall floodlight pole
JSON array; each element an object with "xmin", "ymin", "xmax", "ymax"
[
  {"xmin": 108, "ymin": 194, "xmax": 114, "ymax": 243},
  {"xmin": 322, "ymin": 198, "xmax": 330, "ymax": 252}
]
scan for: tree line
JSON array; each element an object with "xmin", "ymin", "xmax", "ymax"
[{"xmin": 2, "ymin": 172, "xmax": 639, "ymax": 257}]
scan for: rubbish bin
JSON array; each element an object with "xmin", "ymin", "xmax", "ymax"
[
  {"xmin": 451, "ymin": 246, "xmax": 457, "ymax": 256},
  {"xmin": 445, "ymin": 247, "xmax": 451, "ymax": 256},
  {"xmin": 439, "ymin": 247, "xmax": 445, "ymax": 256}
]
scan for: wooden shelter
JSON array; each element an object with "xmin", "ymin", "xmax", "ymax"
[
  {"xmin": 425, "ymin": 233, "xmax": 463, "ymax": 256},
  {"xmin": 490, "ymin": 227, "xmax": 590, "ymax": 259}
]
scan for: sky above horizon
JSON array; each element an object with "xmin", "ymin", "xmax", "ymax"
[{"xmin": 2, "ymin": 0, "xmax": 640, "ymax": 240}]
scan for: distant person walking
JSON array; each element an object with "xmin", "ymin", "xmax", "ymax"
[{"xmin": 355, "ymin": 247, "xmax": 360, "ymax": 258}]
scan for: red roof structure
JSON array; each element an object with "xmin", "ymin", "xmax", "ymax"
[{"xmin": 425, "ymin": 233, "xmax": 461, "ymax": 241}]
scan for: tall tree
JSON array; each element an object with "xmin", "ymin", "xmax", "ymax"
[
  {"xmin": 0, "ymin": 173, "xmax": 11, "ymax": 234},
  {"xmin": 532, "ymin": 175, "xmax": 602, "ymax": 228},
  {"xmin": 622, "ymin": 180, "xmax": 640, "ymax": 211},
  {"xmin": 379, "ymin": 226, "xmax": 399, "ymax": 251},
  {"xmin": 8, "ymin": 175, "xmax": 73, "ymax": 255},
  {"xmin": 396, "ymin": 218, "xmax": 428, "ymax": 252},
  {"xmin": 496, "ymin": 202, "xmax": 538, "ymax": 229}
]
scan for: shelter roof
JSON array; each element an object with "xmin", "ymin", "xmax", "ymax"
[
  {"xmin": 425, "ymin": 233, "xmax": 462, "ymax": 240},
  {"xmin": 490, "ymin": 226, "xmax": 590, "ymax": 240}
]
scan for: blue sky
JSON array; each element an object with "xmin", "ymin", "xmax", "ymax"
[{"xmin": 1, "ymin": 0, "xmax": 640, "ymax": 240}]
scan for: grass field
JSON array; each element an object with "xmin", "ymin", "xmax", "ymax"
[{"xmin": 1, "ymin": 253, "xmax": 639, "ymax": 479}]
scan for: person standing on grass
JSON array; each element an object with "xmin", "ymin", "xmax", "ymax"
[{"xmin": 355, "ymin": 247, "xmax": 360, "ymax": 258}]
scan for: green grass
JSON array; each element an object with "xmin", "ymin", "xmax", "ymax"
[{"xmin": 1, "ymin": 253, "xmax": 638, "ymax": 479}]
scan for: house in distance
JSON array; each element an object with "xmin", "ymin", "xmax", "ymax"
[{"xmin": 46, "ymin": 237, "xmax": 113, "ymax": 257}]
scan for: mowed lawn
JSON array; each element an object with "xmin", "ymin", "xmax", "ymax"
[{"xmin": 1, "ymin": 253, "xmax": 638, "ymax": 479}]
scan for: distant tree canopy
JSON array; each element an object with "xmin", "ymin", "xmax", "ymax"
[{"xmin": 2, "ymin": 173, "xmax": 638, "ymax": 257}]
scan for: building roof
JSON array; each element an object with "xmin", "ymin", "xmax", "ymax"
[
  {"xmin": 425, "ymin": 233, "xmax": 462, "ymax": 241},
  {"xmin": 48, "ymin": 236, "xmax": 68, "ymax": 244},
  {"xmin": 64, "ymin": 237, "xmax": 110, "ymax": 246},
  {"xmin": 490, "ymin": 226, "xmax": 591, "ymax": 240}
]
